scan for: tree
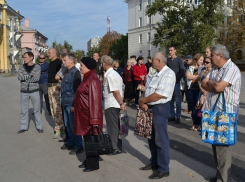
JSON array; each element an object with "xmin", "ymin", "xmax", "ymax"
[
  {"xmin": 86, "ymin": 45, "xmax": 99, "ymax": 57},
  {"xmin": 217, "ymin": 0, "xmax": 245, "ymax": 61},
  {"xmin": 73, "ymin": 49, "xmax": 85, "ymax": 60},
  {"xmin": 110, "ymin": 34, "xmax": 128, "ymax": 66},
  {"xmin": 52, "ymin": 40, "xmax": 73, "ymax": 53},
  {"xmin": 146, "ymin": 0, "xmax": 225, "ymax": 55},
  {"xmin": 99, "ymin": 31, "xmax": 122, "ymax": 56}
]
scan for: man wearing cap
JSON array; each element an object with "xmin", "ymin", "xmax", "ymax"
[{"xmin": 74, "ymin": 57, "xmax": 103, "ymax": 172}]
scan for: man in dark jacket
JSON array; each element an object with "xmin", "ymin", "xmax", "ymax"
[
  {"xmin": 167, "ymin": 46, "xmax": 185, "ymax": 123},
  {"xmin": 145, "ymin": 56, "xmax": 152, "ymax": 73},
  {"xmin": 17, "ymin": 52, "xmax": 43, "ymax": 134},
  {"xmin": 60, "ymin": 53, "xmax": 83, "ymax": 155},
  {"xmin": 38, "ymin": 53, "xmax": 51, "ymax": 115}
]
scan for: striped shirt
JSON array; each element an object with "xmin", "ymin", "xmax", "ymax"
[
  {"xmin": 204, "ymin": 59, "xmax": 241, "ymax": 114},
  {"xmin": 145, "ymin": 65, "xmax": 176, "ymax": 105}
]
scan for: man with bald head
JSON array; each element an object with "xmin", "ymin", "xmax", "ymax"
[
  {"xmin": 138, "ymin": 52, "xmax": 176, "ymax": 179},
  {"xmin": 48, "ymin": 48, "xmax": 63, "ymax": 139}
]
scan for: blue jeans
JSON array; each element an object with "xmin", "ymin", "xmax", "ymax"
[
  {"xmin": 188, "ymin": 89, "xmax": 201, "ymax": 125},
  {"xmin": 148, "ymin": 103, "xmax": 170, "ymax": 172},
  {"xmin": 170, "ymin": 83, "xmax": 181, "ymax": 118},
  {"xmin": 63, "ymin": 106, "xmax": 83, "ymax": 149}
]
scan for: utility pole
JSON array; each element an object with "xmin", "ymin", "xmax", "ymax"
[{"xmin": 107, "ymin": 16, "xmax": 111, "ymax": 34}]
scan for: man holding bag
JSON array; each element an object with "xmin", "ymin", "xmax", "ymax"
[
  {"xmin": 201, "ymin": 44, "xmax": 241, "ymax": 182},
  {"xmin": 138, "ymin": 52, "xmax": 175, "ymax": 179}
]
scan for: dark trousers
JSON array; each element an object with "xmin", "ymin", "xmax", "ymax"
[
  {"xmin": 134, "ymin": 80, "xmax": 142, "ymax": 105},
  {"xmin": 188, "ymin": 89, "xmax": 201, "ymax": 125},
  {"xmin": 170, "ymin": 83, "xmax": 181, "ymax": 118},
  {"xmin": 105, "ymin": 107, "xmax": 122, "ymax": 150},
  {"xmin": 39, "ymin": 84, "xmax": 51, "ymax": 114},
  {"xmin": 84, "ymin": 156, "xmax": 99, "ymax": 170},
  {"xmin": 212, "ymin": 145, "xmax": 232, "ymax": 182},
  {"xmin": 148, "ymin": 103, "xmax": 170, "ymax": 172}
]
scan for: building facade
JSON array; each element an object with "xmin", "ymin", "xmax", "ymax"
[
  {"xmin": 21, "ymin": 19, "xmax": 48, "ymax": 62},
  {"xmin": 0, "ymin": 0, "xmax": 24, "ymax": 72},
  {"xmin": 87, "ymin": 37, "xmax": 101, "ymax": 51}
]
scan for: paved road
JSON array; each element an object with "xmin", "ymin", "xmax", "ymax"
[{"xmin": 0, "ymin": 74, "xmax": 244, "ymax": 182}]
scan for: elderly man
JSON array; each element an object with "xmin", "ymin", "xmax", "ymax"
[
  {"xmin": 17, "ymin": 52, "xmax": 43, "ymax": 134},
  {"xmin": 201, "ymin": 44, "xmax": 241, "ymax": 182},
  {"xmin": 138, "ymin": 52, "xmax": 175, "ymax": 179},
  {"xmin": 38, "ymin": 53, "xmax": 51, "ymax": 115},
  {"xmin": 48, "ymin": 48, "xmax": 63, "ymax": 139},
  {"xmin": 60, "ymin": 53, "xmax": 83, "ymax": 155},
  {"xmin": 102, "ymin": 55, "xmax": 126, "ymax": 155}
]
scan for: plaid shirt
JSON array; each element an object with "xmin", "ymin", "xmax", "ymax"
[
  {"xmin": 204, "ymin": 59, "xmax": 241, "ymax": 114},
  {"xmin": 145, "ymin": 65, "xmax": 176, "ymax": 105}
]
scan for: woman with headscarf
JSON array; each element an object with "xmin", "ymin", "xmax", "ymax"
[{"xmin": 74, "ymin": 57, "xmax": 103, "ymax": 172}]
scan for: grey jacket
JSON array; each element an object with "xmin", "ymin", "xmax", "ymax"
[{"xmin": 17, "ymin": 64, "xmax": 41, "ymax": 93}]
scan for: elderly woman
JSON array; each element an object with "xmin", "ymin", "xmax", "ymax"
[
  {"xmin": 122, "ymin": 59, "xmax": 134, "ymax": 105},
  {"xmin": 74, "ymin": 57, "xmax": 103, "ymax": 172},
  {"xmin": 113, "ymin": 60, "xmax": 123, "ymax": 76}
]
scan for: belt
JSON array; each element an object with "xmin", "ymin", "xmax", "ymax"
[{"xmin": 48, "ymin": 83, "xmax": 58, "ymax": 87}]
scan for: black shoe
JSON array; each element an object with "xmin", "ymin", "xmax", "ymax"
[
  {"xmin": 37, "ymin": 129, "xmax": 44, "ymax": 133},
  {"xmin": 17, "ymin": 129, "xmax": 28, "ymax": 134},
  {"xmin": 69, "ymin": 148, "xmax": 84, "ymax": 155},
  {"xmin": 83, "ymin": 168, "xmax": 97, "ymax": 172},
  {"xmin": 58, "ymin": 138, "xmax": 69, "ymax": 143},
  {"xmin": 78, "ymin": 161, "xmax": 86, "ymax": 168},
  {"xmin": 175, "ymin": 118, "xmax": 180, "ymax": 123},
  {"xmin": 61, "ymin": 144, "xmax": 74, "ymax": 150},
  {"xmin": 168, "ymin": 117, "xmax": 175, "ymax": 122},
  {"xmin": 139, "ymin": 163, "xmax": 158, "ymax": 170},
  {"xmin": 148, "ymin": 170, "xmax": 169, "ymax": 179},
  {"xmin": 205, "ymin": 177, "xmax": 217, "ymax": 182}
]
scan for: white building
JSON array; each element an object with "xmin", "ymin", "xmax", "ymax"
[{"xmin": 87, "ymin": 37, "xmax": 101, "ymax": 51}]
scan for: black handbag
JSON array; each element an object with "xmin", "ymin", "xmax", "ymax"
[{"xmin": 83, "ymin": 127, "xmax": 113, "ymax": 156}]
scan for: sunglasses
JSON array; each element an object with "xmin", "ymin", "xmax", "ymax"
[
  {"xmin": 204, "ymin": 61, "xmax": 210, "ymax": 64},
  {"xmin": 39, "ymin": 58, "xmax": 45, "ymax": 59}
]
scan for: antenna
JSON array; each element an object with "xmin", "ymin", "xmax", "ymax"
[{"xmin": 107, "ymin": 16, "xmax": 111, "ymax": 34}]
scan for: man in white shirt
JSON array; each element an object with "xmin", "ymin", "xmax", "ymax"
[
  {"xmin": 138, "ymin": 52, "xmax": 176, "ymax": 180},
  {"xmin": 102, "ymin": 56, "xmax": 126, "ymax": 155}
]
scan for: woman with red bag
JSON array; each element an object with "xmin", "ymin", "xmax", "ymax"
[
  {"xmin": 133, "ymin": 56, "xmax": 147, "ymax": 105},
  {"xmin": 74, "ymin": 57, "xmax": 103, "ymax": 172}
]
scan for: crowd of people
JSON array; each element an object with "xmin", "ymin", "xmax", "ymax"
[{"xmin": 16, "ymin": 44, "xmax": 241, "ymax": 182}]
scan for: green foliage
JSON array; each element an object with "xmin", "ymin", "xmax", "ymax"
[
  {"xmin": 86, "ymin": 45, "xmax": 99, "ymax": 57},
  {"xmin": 110, "ymin": 34, "xmax": 128, "ymax": 67},
  {"xmin": 146, "ymin": 0, "xmax": 225, "ymax": 55},
  {"xmin": 73, "ymin": 49, "xmax": 85, "ymax": 61},
  {"xmin": 52, "ymin": 40, "xmax": 73, "ymax": 53}
]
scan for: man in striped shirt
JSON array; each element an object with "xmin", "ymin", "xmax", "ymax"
[{"xmin": 201, "ymin": 44, "xmax": 241, "ymax": 182}]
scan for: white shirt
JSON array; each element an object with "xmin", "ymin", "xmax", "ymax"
[
  {"xmin": 75, "ymin": 63, "xmax": 80, "ymax": 71},
  {"xmin": 145, "ymin": 65, "xmax": 176, "ymax": 105},
  {"xmin": 103, "ymin": 67, "xmax": 123, "ymax": 110}
]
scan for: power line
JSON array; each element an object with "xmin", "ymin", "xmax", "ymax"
[
  {"xmin": 23, "ymin": 3, "xmax": 125, "ymax": 17},
  {"xmin": 71, "ymin": 11, "xmax": 127, "ymax": 45}
]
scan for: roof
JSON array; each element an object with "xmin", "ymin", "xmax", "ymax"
[{"xmin": 21, "ymin": 25, "xmax": 48, "ymax": 40}]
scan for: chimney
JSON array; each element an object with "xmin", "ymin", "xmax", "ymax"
[{"xmin": 25, "ymin": 19, "xmax": 30, "ymax": 28}]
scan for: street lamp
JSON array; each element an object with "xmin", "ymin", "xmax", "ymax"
[{"xmin": 54, "ymin": 32, "xmax": 63, "ymax": 43}]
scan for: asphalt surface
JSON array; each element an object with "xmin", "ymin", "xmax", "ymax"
[{"xmin": 0, "ymin": 73, "xmax": 244, "ymax": 182}]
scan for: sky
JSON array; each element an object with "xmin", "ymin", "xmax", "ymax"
[{"xmin": 7, "ymin": 0, "xmax": 128, "ymax": 52}]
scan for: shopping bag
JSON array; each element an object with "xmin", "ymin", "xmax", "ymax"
[
  {"xmin": 134, "ymin": 107, "xmax": 152, "ymax": 139},
  {"xmin": 83, "ymin": 127, "xmax": 113, "ymax": 156},
  {"xmin": 201, "ymin": 92, "xmax": 237, "ymax": 146},
  {"xmin": 119, "ymin": 110, "xmax": 129, "ymax": 139}
]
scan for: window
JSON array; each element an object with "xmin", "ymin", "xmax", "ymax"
[
  {"xmin": 139, "ymin": 34, "xmax": 142, "ymax": 44},
  {"xmin": 139, "ymin": 0, "xmax": 142, "ymax": 10},
  {"xmin": 227, "ymin": 0, "xmax": 232, "ymax": 7},
  {"xmin": 139, "ymin": 17, "xmax": 142, "ymax": 27},
  {"xmin": 147, "ymin": 32, "xmax": 151, "ymax": 43},
  {"xmin": 148, "ymin": 0, "xmax": 152, "ymax": 5},
  {"xmin": 147, "ymin": 16, "xmax": 152, "ymax": 25}
]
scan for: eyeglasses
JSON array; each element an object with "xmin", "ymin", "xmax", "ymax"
[
  {"xmin": 39, "ymin": 58, "xmax": 45, "ymax": 59},
  {"xmin": 204, "ymin": 61, "xmax": 210, "ymax": 64}
]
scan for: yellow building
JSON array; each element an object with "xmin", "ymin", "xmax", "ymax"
[{"xmin": 0, "ymin": 0, "xmax": 24, "ymax": 72}]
